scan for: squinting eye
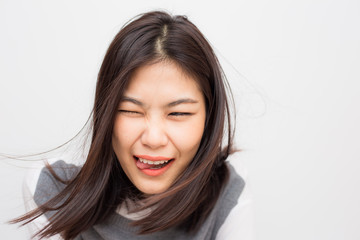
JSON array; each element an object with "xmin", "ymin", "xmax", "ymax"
[
  {"xmin": 118, "ymin": 110, "xmax": 142, "ymax": 115},
  {"xmin": 168, "ymin": 112, "xmax": 192, "ymax": 117}
]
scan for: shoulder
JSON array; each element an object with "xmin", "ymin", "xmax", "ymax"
[
  {"xmin": 32, "ymin": 160, "xmax": 80, "ymax": 206},
  {"xmin": 211, "ymin": 162, "xmax": 245, "ymax": 229},
  {"xmin": 215, "ymin": 159, "xmax": 255, "ymax": 240},
  {"xmin": 22, "ymin": 160, "xmax": 81, "ymax": 240},
  {"xmin": 224, "ymin": 162, "xmax": 246, "ymax": 202}
]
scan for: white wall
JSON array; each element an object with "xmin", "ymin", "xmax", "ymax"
[{"xmin": 1, "ymin": 0, "xmax": 359, "ymax": 239}]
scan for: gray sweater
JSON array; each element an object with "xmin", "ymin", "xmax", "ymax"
[{"xmin": 34, "ymin": 160, "xmax": 244, "ymax": 240}]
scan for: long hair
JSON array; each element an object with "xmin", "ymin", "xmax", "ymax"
[{"xmin": 12, "ymin": 11, "xmax": 236, "ymax": 239}]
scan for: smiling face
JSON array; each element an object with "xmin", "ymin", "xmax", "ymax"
[{"xmin": 112, "ymin": 61, "xmax": 206, "ymax": 194}]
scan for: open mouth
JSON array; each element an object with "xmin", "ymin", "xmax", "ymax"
[{"xmin": 134, "ymin": 156, "xmax": 174, "ymax": 170}]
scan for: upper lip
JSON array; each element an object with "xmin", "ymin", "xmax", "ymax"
[{"xmin": 134, "ymin": 155, "xmax": 173, "ymax": 161}]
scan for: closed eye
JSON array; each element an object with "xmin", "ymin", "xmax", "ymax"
[
  {"xmin": 118, "ymin": 110, "xmax": 142, "ymax": 115},
  {"xmin": 168, "ymin": 112, "xmax": 193, "ymax": 117}
]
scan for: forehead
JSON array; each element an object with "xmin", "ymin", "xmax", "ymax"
[{"xmin": 124, "ymin": 61, "xmax": 203, "ymax": 100}]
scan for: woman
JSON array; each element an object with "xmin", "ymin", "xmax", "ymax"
[{"xmin": 13, "ymin": 11, "xmax": 253, "ymax": 239}]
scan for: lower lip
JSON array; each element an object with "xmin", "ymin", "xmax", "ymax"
[{"xmin": 134, "ymin": 158, "xmax": 174, "ymax": 177}]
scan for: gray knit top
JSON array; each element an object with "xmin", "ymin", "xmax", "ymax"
[{"xmin": 34, "ymin": 160, "xmax": 245, "ymax": 240}]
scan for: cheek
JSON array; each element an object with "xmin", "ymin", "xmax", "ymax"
[
  {"xmin": 168, "ymin": 118, "xmax": 205, "ymax": 155},
  {"xmin": 112, "ymin": 117, "xmax": 142, "ymax": 152}
]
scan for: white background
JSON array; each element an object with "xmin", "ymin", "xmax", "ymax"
[{"xmin": 1, "ymin": 0, "xmax": 359, "ymax": 239}]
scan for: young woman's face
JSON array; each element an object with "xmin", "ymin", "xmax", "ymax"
[{"xmin": 112, "ymin": 61, "xmax": 206, "ymax": 194}]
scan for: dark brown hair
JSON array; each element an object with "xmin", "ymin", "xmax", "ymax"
[{"xmin": 12, "ymin": 10, "xmax": 235, "ymax": 239}]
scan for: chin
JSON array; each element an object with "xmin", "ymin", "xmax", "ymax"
[{"xmin": 137, "ymin": 184, "xmax": 169, "ymax": 195}]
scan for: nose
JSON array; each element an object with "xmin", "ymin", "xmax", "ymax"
[{"xmin": 140, "ymin": 117, "xmax": 168, "ymax": 149}]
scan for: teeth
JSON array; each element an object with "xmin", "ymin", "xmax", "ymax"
[{"xmin": 139, "ymin": 157, "xmax": 169, "ymax": 165}]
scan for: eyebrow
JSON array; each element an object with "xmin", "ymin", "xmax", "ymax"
[
  {"xmin": 121, "ymin": 97, "xmax": 144, "ymax": 106},
  {"xmin": 121, "ymin": 96, "xmax": 198, "ymax": 107}
]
